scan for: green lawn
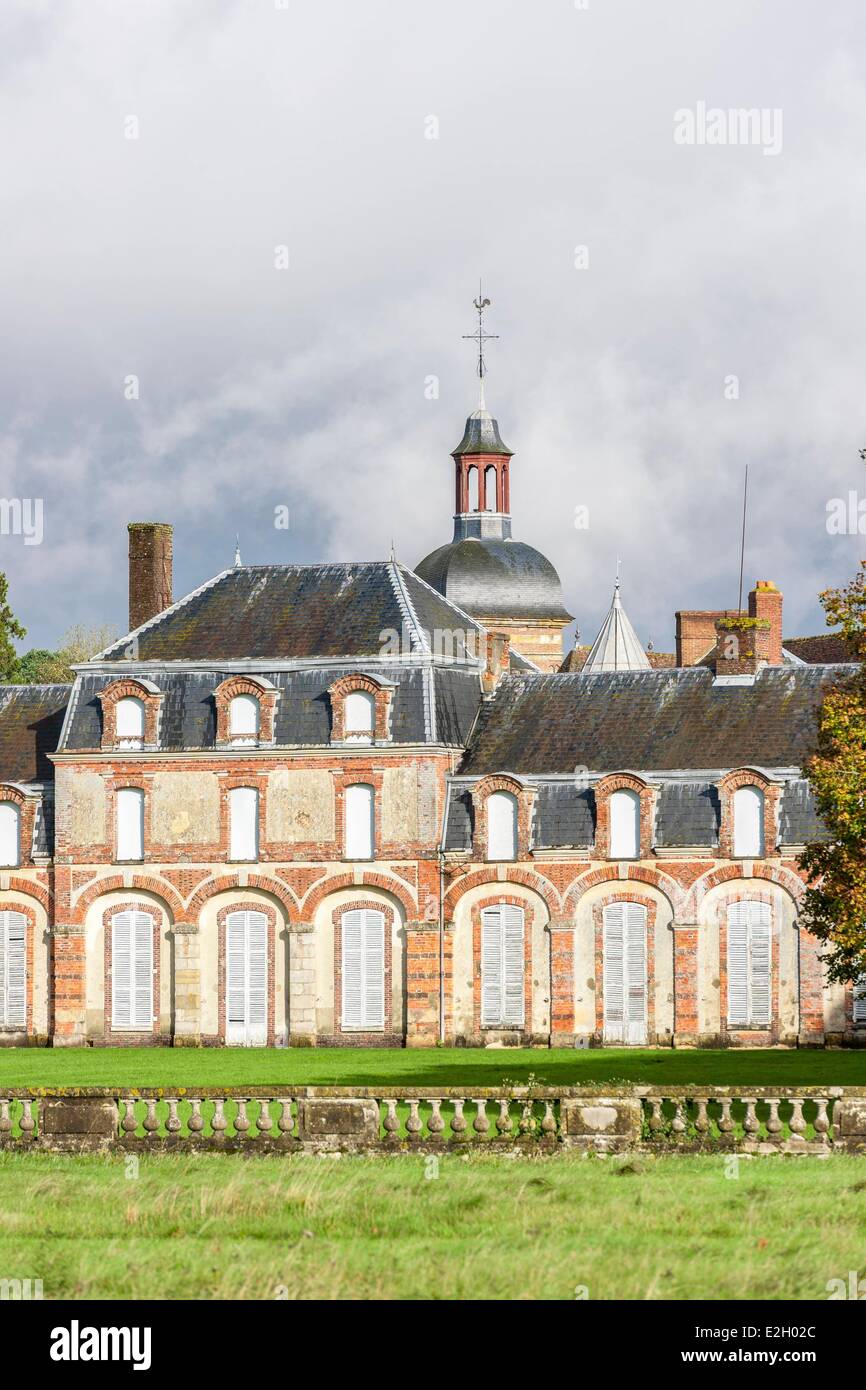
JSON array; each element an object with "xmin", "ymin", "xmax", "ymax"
[
  {"xmin": 0, "ymin": 1149, "xmax": 863, "ymax": 1299},
  {"xmin": 0, "ymin": 1046, "xmax": 863, "ymax": 1089}
]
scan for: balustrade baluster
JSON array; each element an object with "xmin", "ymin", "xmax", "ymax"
[
  {"xmin": 382, "ymin": 1099, "xmax": 399, "ymax": 1140},
  {"xmin": 0, "ymin": 1098, "xmax": 11, "ymax": 1138},
  {"xmin": 541, "ymin": 1100, "xmax": 557, "ymax": 1139},
  {"xmin": 814, "ymin": 1097, "xmax": 830, "ymax": 1140},
  {"xmin": 496, "ymin": 1098, "xmax": 512, "ymax": 1138},
  {"xmin": 473, "ymin": 1098, "xmax": 490, "ymax": 1137},
  {"xmin": 20, "ymin": 1099, "xmax": 35, "ymax": 1141},
  {"xmin": 166, "ymin": 1098, "xmax": 181, "ymax": 1134},
  {"xmin": 277, "ymin": 1098, "xmax": 294, "ymax": 1137},
  {"xmin": 646, "ymin": 1098, "xmax": 663, "ymax": 1136},
  {"xmin": 766, "ymin": 1098, "xmax": 782, "ymax": 1139},
  {"xmin": 257, "ymin": 1100, "xmax": 273, "ymax": 1137},
  {"xmin": 743, "ymin": 1098, "xmax": 759, "ymax": 1137},
  {"xmin": 235, "ymin": 1099, "xmax": 251, "ymax": 1137},
  {"xmin": 451, "ymin": 1098, "xmax": 467, "ymax": 1140},
  {"xmin": 670, "ymin": 1099, "xmax": 686, "ymax": 1136},
  {"xmin": 188, "ymin": 1099, "xmax": 204, "ymax": 1134},
  {"xmin": 789, "ymin": 1097, "xmax": 807, "ymax": 1141},
  {"xmin": 518, "ymin": 1101, "xmax": 533, "ymax": 1136},
  {"xmin": 143, "ymin": 1099, "xmax": 159, "ymax": 1136},
  {"xmin": 406, "ymin": 1100, "xmax": 423, "ymax": 1142},
  {"xmin": 212, "ymin": 1098, "xmax": 228, "ymax": 1141},
  {"xmin": 718, "ymin": 1098, "xmax": 734, "ymax": 1134},
  {"xmin": 428, "ymin": 1099, "xmax": 445, "ymax": 1137},
  {"xmin": 121, "ymin": 1098, "xmax": 138, "ymax": 1135},
  {"xmin": 694, "ymin": 1097, "xmax": 709, "ymax": 1135}
]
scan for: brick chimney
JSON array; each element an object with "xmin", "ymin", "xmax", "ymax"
[
  {"xmin": 482, "ymin": 631, "xmax": 511, "ymax": 694},
  {"xmin": 128, "ymin": 522, "xmax": 173, "ymax": 630},
  {"xmin": 748, "ymin": 581, "xmax": 783, "ymax": 665},
  {"xmin": 713, "ymin": 615, "xmax": 772, "ymax": 676}
]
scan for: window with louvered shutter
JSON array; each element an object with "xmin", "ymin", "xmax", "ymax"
[
  {"xmin": 341, "ymin": 909, "xmax": 385, "ymax": 1030},
  {"xmin": 111, "ymin": 911, "xmax": 153, "ymax": 1030},
  {"xmin": 603, "ymin": 903, "xmax": 647, "ymax": 1043},
  {"xmin": 733, "ymin": 785, "xmax": 764, "ymax": 857},
  {"xmin": 116, "ymin": 787, "xmax": 144, "ymax": 861},
  {"xmin": 486, "ymin": 792, "xmax": 518, "ymax": 861},
  {"xmin": 345, "ymin": 783, "xmax": 375, "ymax": 860},
  {"xmin": 229, "ymin": 786, "xmax": 259, "ymax": 861},
  {"xmin": 854, "ymin": 976, "xmax": 866, "ymax": 1025},
  {"xmin": 0, "ymin": 911, "xmax": 26, "ymax": 1029},
  {"xmin": 0, "ymin": 802, "xmax": 21, "ymax": 868},
  {"xmin": 727, "ymin": 901, "xmax": 771, "ymax": 1027},
  {"xmin": 225, "ymin": 910, "xmax": 268, "ymax": 1044},
  {"xmin": 480, "ymin": 904, "xmax": 525, "ymax": 1028}
]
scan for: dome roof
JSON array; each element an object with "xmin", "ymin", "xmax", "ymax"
[
  {"xmin": 415, "ymin": 537, "xmax": 573, "ymax": 623},
  {"xmin": 452, "ymin": 409, "xmax": 513, "ymax": 458}
]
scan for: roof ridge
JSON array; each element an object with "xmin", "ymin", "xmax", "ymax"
[
  {"xmin": 92, "ymin": 568, "xmax": 236, "ymax": 660},
  {"xmin": 388, "ymin": 561, "xmax": 431, "ymax": 656}
]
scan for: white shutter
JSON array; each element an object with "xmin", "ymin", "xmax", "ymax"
[
  {"xmin": 229, "ymin": 695, "xmax": 259, "ymax": 743},
  {"xmin": 341, "ymin": 909, "xmax": 385, "ymax": 1031},
  {"xmin": 116, "ymin": 788, "xmax": 144, "ymax": 861},
  {"xmin": 132, "ymin": 912, "xmax": 154, "ymax": 1029},
  {"xmin": 481, "ymin": 906, "xmax": 504, "ymax": 1026},
  {"xmin": 609, "ymin": 791, "xmax": 640, "ymax": 859},
  {"xmin": 733, "ymin": 786, "xmax": 764, "ymax": 858},
  {"xmin": 481, "ymin": 904, "xmax": 525, "ymax": 1027},
  {"xmin": 0, "ymin": 911, "xmax": 26, "ymax": 1028},
  {"xmin": 344, "ymin": 691, "xmax": 374, "ymax": 743},
  {"xmin": 603, "ymin": 904, "xmax": 626, "ymax": 1041},
  {"xmin": 115, "ymin": 697, "xmax": 145, "ymax": 746},
  {"xmin": 625, "ymin": 903, "xmax": 647, "ymax": 1042},
  {"xmin": 225, "ymin": 910, "xmax": 269, "ymax": 1045},
  {"xmin": 0, "ymin": 804, "xmax": 21, "ymax": 868},
  {"xmin": 502, "ymin": 905, "xmax": 525, "ymax": 1027},
  {"xmin": 727, "ymin": 901, "xmax": 771, "ymax": 1027},
  {"xmin": 229, "ymin": 787, "xmax": 259, "ymax": 862},
  {"xmin": 854, "ymin": 975, "xmax": 866, "ymax": 1025},
  {"xmin": 111, "ymin": 911, "xmax": 132, "ymax": 1028},
  {"xmin": 112, "ymin": 911, "xmax": 152, "ymax": 1030},
  {"xmin": 486, "ymin": 793, "xmax": 517, "ymax": 861},
  {"xmin": 345, "ymin": 784, "xmax": 374, "ymax": 860}
]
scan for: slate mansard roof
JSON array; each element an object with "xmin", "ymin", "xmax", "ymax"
[
  {"xmin": 61, "ymin": 664, "xmax": 482, "ymax": 751},
  {"xmin": 96, "ymin": 562, "xmax": 485, "ymax": 664},
  {"xmin": 458, "ymin": 665, "xmax": 852, "ymax": 776},
  {"xmin": 0, "ymin": 685, "xmax": 70, "ymax": 783}
]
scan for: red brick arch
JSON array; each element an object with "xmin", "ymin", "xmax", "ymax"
[
  {"xmin": 685, "ymin": 861, "xmax": 806, "ymax": 921},
  {"xmin": 71, "ymin": 873, "xmax": 184, "ymax": 926},
  {"xmin": 5, "ymin": 876, "xmax": 52, "ymax": 913},
  {"xmin": 301, "ymin": 870, "xmax": 417, "ymax": 923},
  {"xmin": 185, "ymin": 872, "xmax": 299, "ymax": 923},
  {"xmin": 443, "ymin": 865, "xmax": 560, "ymax": 920},
  {"xmin": 563, "ymin": 863, "xmax": 683, "ymax": 917}
]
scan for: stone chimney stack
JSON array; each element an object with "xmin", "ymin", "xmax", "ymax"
[
  {"xmin": 713, "ymin": 614, "xmax": 772, "ymax": 676},
  {"xmin": 748, "ymin": 581, "xmax": 784, "ymax": 665},
  {"xmin": 128, "ymin": 522, "xmax": 173, "ymax": 631}
]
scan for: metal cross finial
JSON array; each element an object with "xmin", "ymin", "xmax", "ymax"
[{"xmin": 462, "ymin": 281, "xmax": 498, "ymax": 409}]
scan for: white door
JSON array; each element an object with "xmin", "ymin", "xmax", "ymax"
[
  {"xmin": 603, "ymin": 903, "xmax": 648, "ymax": 1044},
  {"xmin": 111, "ymin": 911, "xmax": 154, "ymax": 1030},
  {"xmin": 0, "ymin": 911, "xmax": 26, "ymax": 1029},
  {"xmin": 225, "ymin": 910, "xmax": 268, "ymax": 1045},
  {"xmin": 480, "ymin": 904, "xmax": 525, "ymax": 1028},
  {"xmin": 341, "ymin": 909, "xmax": 385, "ymax": 1030}
]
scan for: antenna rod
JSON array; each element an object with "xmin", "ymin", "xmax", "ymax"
[{"xmin": 737, "ymin": 465, "xmax": 749, "ymax": 613}]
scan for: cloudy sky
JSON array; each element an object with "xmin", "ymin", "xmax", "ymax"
[{"xmin": 1, "ymin": 0, "xmax": 864, "ymax": 655}]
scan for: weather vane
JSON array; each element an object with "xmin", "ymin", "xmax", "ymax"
[{"xmin": 462, "ymin": 281, "xmax": 498, "ymax": 409}]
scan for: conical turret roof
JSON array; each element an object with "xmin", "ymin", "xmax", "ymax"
[{"xmin": 582, "ymin": 579, "xmax": 651, "ymax": 673}]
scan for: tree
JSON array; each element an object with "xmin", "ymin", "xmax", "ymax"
[
  {"xmin": 8, "ymin": 623, "xmax": 117, "ymax": 685},
  {"xmin": 799, "ymin": 560, "xmax": 866, "ymax": 984},
  {"xmin": 0, "ymin": 572, "xmax": 26, "ymax": 681}
]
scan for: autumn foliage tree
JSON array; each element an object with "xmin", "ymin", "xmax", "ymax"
[{"xmin": 800, "ymin": 561, "xmax": 866, "ymax": 984}]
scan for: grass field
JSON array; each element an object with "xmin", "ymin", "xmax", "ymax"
[
  {"xmin": 1, "ymin": 1149, "xmax": 864, "ymax": 1300},
  {"xmin": 1, "ymin": 1046, "xmax": 864, "ymax": 1089}
]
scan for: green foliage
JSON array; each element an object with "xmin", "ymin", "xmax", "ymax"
[
  {"xmin": 6, "ymin": 622, "xmax": 117, "ymax": 685},
  {"xmin": 0, "ymin": 572, "xmax": 26, "ymax": 681},
  {"xmin": 716, "ymin": 616, "xmax": 770, "ymax": 631},
  {"xmin": 800, "ymin": 561, "xmax": 866, "ymax": 983}
]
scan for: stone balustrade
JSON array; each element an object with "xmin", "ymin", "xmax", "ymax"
[{"xmin": 0, "ymin": 1086, "xmax": 863, "ymax": 1153}]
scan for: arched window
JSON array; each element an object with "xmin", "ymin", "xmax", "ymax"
[
  {"xmin": 111, "ymin": 909, "xmax": 153, "ymax": 1031},
  {"xmin": 229, "ymin": 787, "xmax": 259, "ymax": 862},
  {"xmin": 344, "ymin": 690, "xmax": 375, "ymax": 743},
  {"xmin": 0, "ymin": 910, "xmax": 26, "ymax": 1028},
  {"xmin": 486, "ymin": 791, "xmax": 518, "ymax": 861},
  {"xmin": 345, "ymin": 783, "xmax": 375, "ymax": 860},
  {"xmin": 603, "ymin": 902, "xmax": 647, "ymax": 1044},
  {"xmin": 116, "ymin": 788, "xmax": 144, "ymax": 862},
  {"xmin": 0, "ymin": 802, "xmax": 21, "ymax": 868},
  {"xmin": 480, "ymin": 903, "xmax": 525, "ymax": 1027},
  {"xmin": 733, "ymin": 785, "xmax": 764, "ymax": 857},
  {"xmin": 115, "ymin": 696, "xmax": 145, "ymax": 748},
  {"xmin": 341, "ymin": 908, "xmax": 385, "ymax": 1030},
  {"xmin": 468, "ymin": 465, "xmax": 480, "ymax": 512},
  {"xmin": 609, "ymin": 789, "xmax": 640, "ymax": 859},
  {"xmin": 484, "ymin": 464, "xmax": 497, "ymax": 511},
  {"xmin": 727, "ymin": 901, "xmax": 771, "ymax": 1027},
  {"xmin": 229, "ymin": 694, "xmax": 259, "ymax": 745}
]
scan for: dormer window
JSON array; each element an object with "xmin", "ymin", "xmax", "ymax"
[
  {"xmin": 486, "ymin": 791, "xmax": 518, "ymax": 861},
  {"xmin": 0, "ymin": 801, "xmax": 21, "ymax": 868},
  {"xmin": 344, "ymin": 690, "xmax": 375, "ymax": 744},
  {"xmin": 733, "ymin": 785, "xmax": 764, "ymax": 858},
  {"xmin": 229, "ymin": 694, "xmax": 260, "ymax": 746},
  {"xmin": 115, "ymin": 696, "xmax": 145, "ymax": 750},
  {"xmin": 609, "ymin": 789, "xmax": 640, "ymax": 860}
]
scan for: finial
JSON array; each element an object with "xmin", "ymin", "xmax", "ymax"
[
  {"xmin": 234, "ymin": 534, "xmax": 242, "ymax": 568},
  {"xmin": 462, "ymin": 280, "xmax": 499, "ymax": 410},
  {"xmin": 389, "ymin": 538, "xmax": 396, "ymax": 562}
]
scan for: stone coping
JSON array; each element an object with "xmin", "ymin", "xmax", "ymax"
[{"xmin": 0, "ymin": 1084, "xmax": 855, "ymax": 1100}]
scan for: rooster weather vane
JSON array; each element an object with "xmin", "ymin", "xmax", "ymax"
[{"xmin": 462, "ymin": 282, "xmax": 498, "ymax": 409}]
